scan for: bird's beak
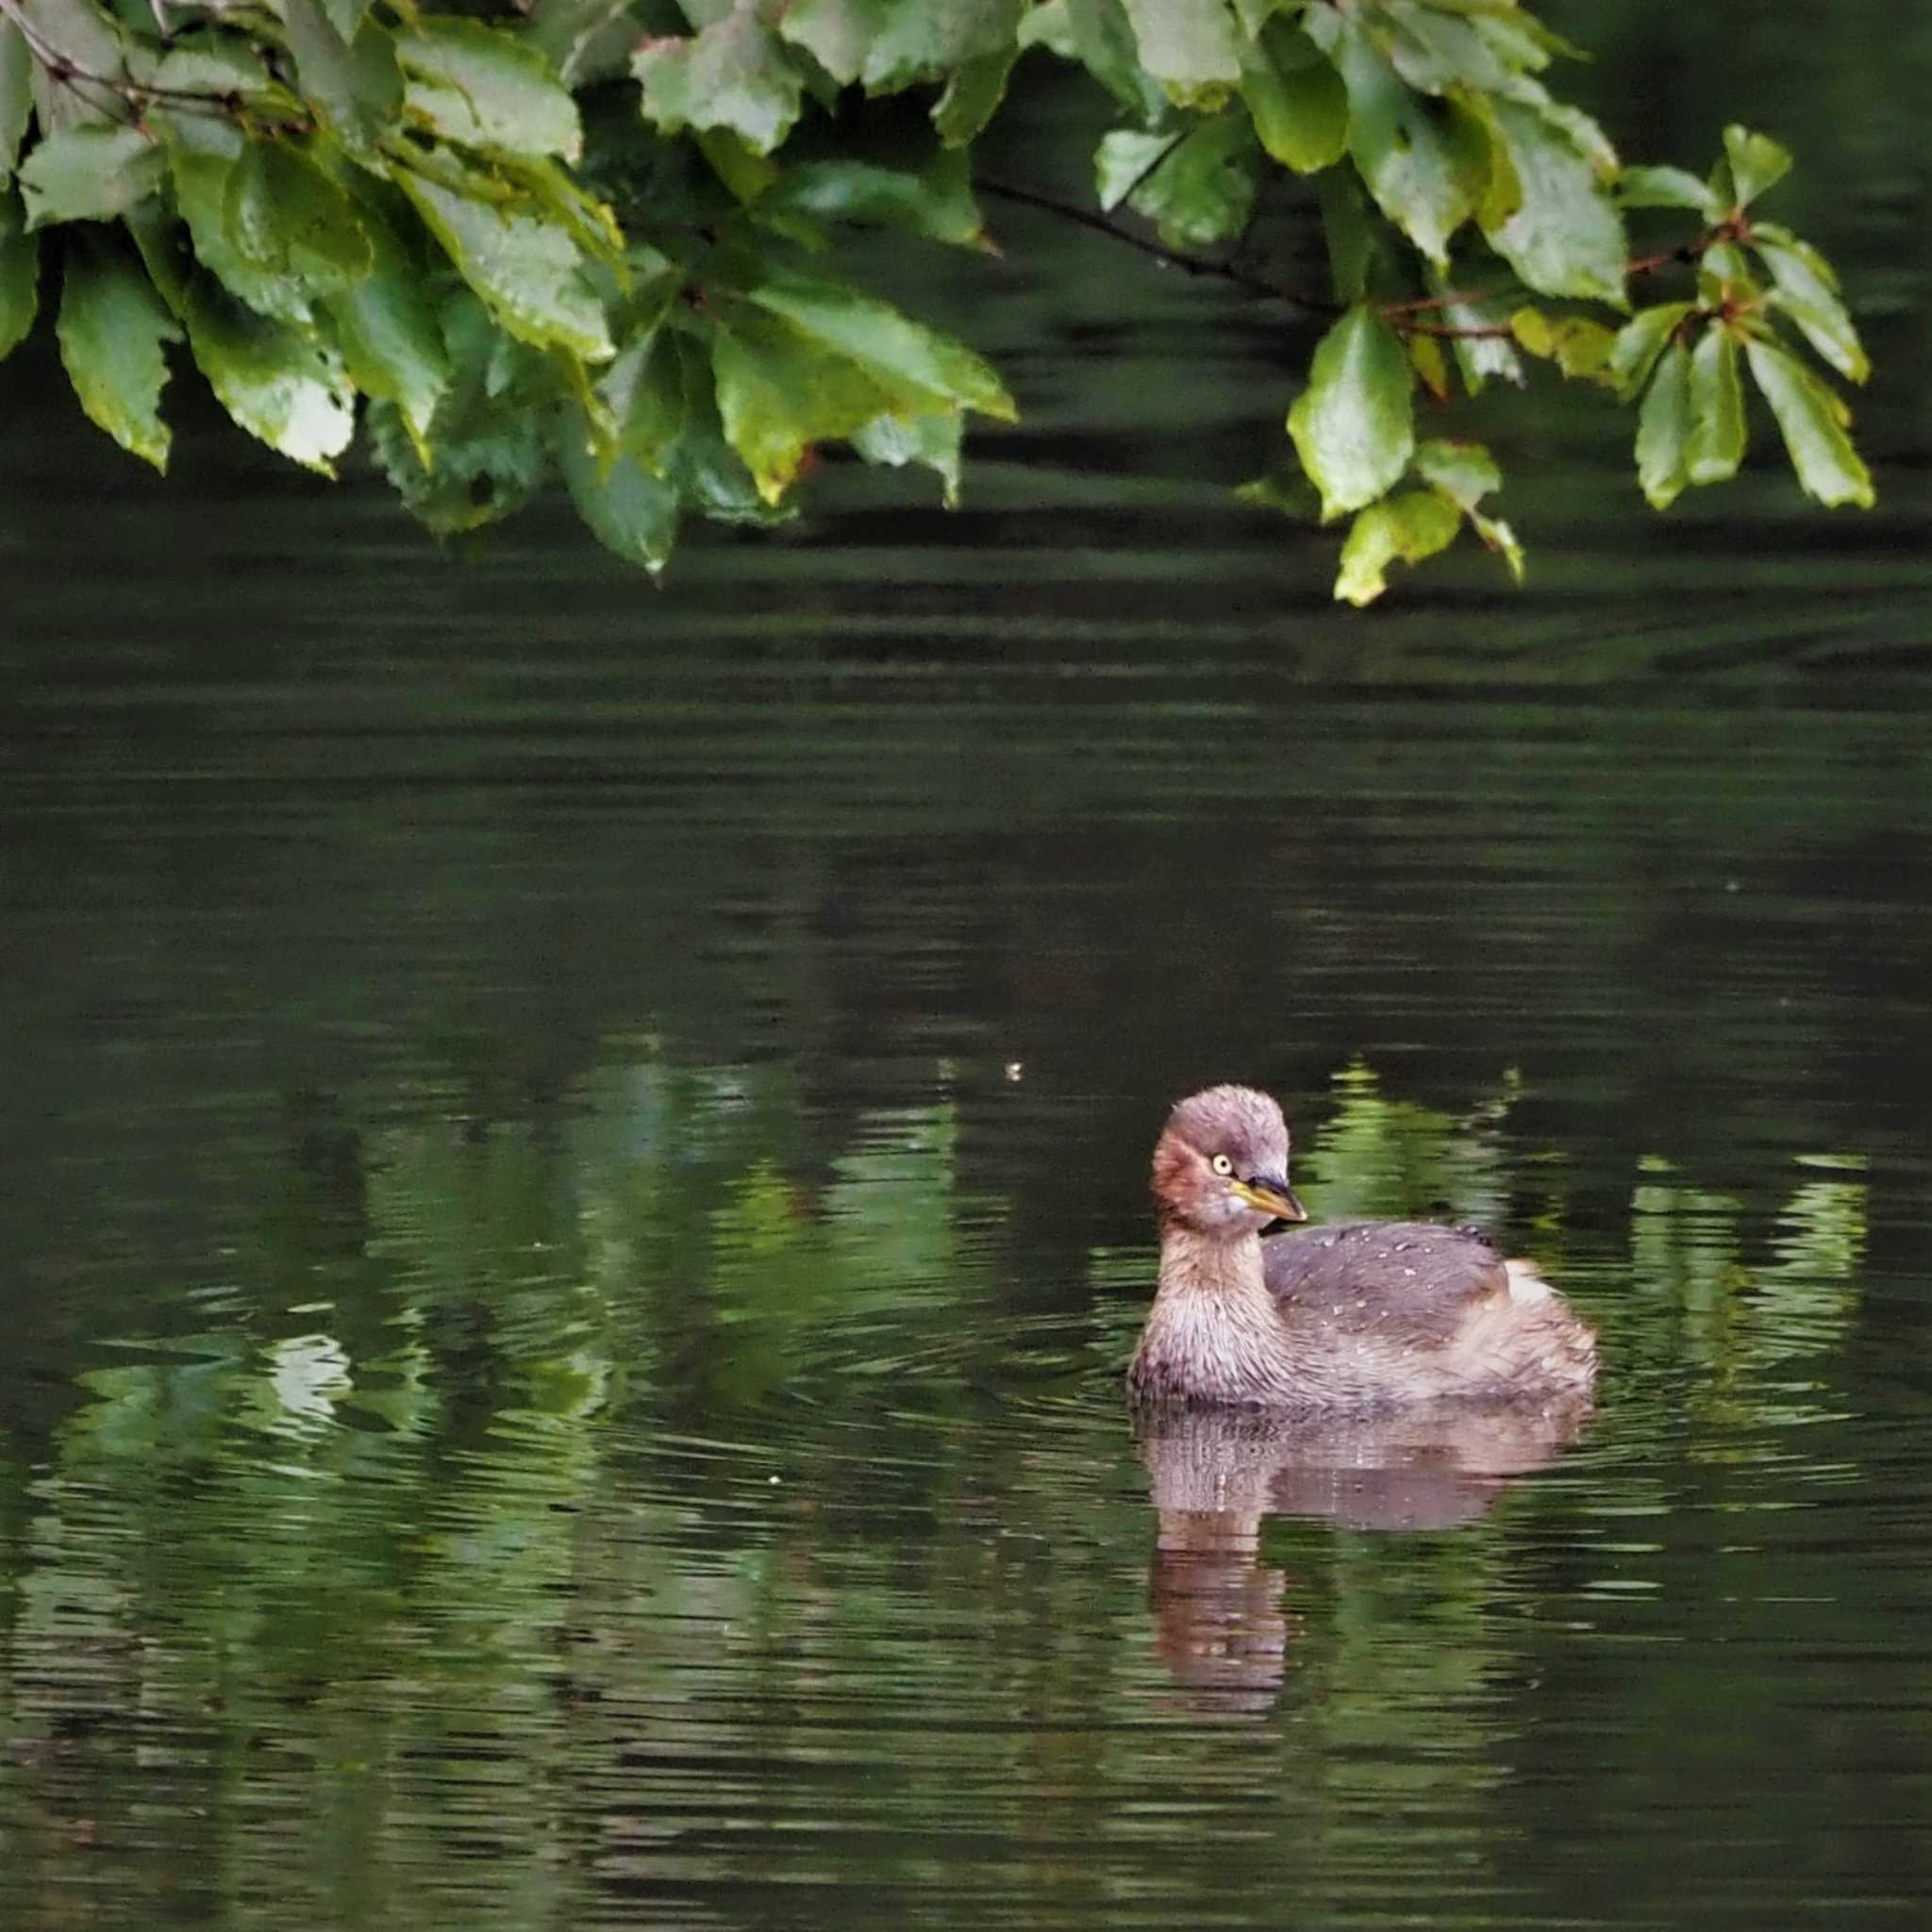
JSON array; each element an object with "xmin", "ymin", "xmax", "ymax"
[{"xmin": 1232, "ymin": 1174, "xmax": 1307, "ymax": 1222}]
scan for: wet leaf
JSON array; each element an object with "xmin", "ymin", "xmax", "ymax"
[
  {"xmin": 395, "ymin": 167, "xmax": 612, "ymax": 360},
  {"xmin": 283, "ymin": 0, "xmax": 402, "ymax": 154},
  {"xmin": 1120, "ymin": 0, "xmax": 1241, "ymax": 106},
  {"xmin": 1483, "ymin": 98, "xmax": 1625, "ymax": 303},
  {"xmin": 1685, "ymin": 324, "xmax": 1744, "ymax": 484},
  {"xmin": 764, "ymin": 151, "xmax": 985, "ymax": 248},
  {"xmin": 779, "ymin": 0, "xmax": 1025, "ymax": 93},
  {"xmin": 1335, "ymin": 488, "xmax": 1460, "ymax": 606},
  {"xmin": 1239, "ymin": 25, "xmax": 1346, "ymax": 175},
  {"xmin": 559, "ymin": 414, "xmax": 680, "ymax": 571},
  {"xmin": 19, "ymin": 124, "xmax": 164, "ymax": 228},
  {"xmin": 529, "ymin": 0, "xmax": 641, "ymax": 87},
  {"xmin": 1287, "ymin": 305, "xmax": 1414, "ymax": 522},
  {"xmin": 1744, "ymin": 337, "xmax": 1874, "ymax": 509},
  {"xmin": 1608, "ymin": 301, "xmax": 1691, "ymax": 400},
  {"xmin": 54, "ymin": 226, "xmax": 178, "ymax": 465},
  {"xmin": 225, "ymin": 139, "xmax": 374, "ymax": 290},
  {"xmin": 1115, "ymin": 110, "xmax": 1257, "ymax": 249},
  {"xmin": 634, "ymin": 11, "xmax": 804, "ymax": 157},
  {"xmin": 397, "ymin": 18, "xmax": 583, "ymax": 163},
  {"xmin": 1757, "ymin": 240, "xmax": 1868, "ymax": 383},
  {"xmin": 1617, "ymin": 164, "xmax": 1719, "ymax": 215},
  {"xmin": 1635, "ymin": 337, "xmax": 1690, "ymax": 509},
  {"xmin": 1413, "ymin": 439, "xmax": 1500, "ymax": 511},
  {"xmin": 852, "ymin": 408, "xmax": 965, "ymax": 506}
]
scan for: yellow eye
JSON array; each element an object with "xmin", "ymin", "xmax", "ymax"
[{"xmin": 1210, "ymin": 1154, "xmax": 1234, "ymax": 1176}]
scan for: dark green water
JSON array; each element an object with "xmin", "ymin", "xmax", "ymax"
[{"xmin": 6, "ymin": 8, "xmax": 1932, "ymax": 1928}]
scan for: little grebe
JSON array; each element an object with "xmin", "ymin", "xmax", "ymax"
[{"xmin": 1127, "ymin": 1085, "xmax": 1597, "ymax": 1412}]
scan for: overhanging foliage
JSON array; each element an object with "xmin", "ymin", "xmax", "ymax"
[{"xmin": 0, "ymin": 0, "xmax": 1876, "ymax": 602}]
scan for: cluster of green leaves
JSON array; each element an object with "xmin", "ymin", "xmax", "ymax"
[{"xmin": 0, "ymin": 0, "xmax": 1874, "ymax": 597}]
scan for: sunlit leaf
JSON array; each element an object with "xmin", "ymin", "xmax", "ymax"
[
  {"xmin": 1743, "ymin": 337, "xmax": 1874, "ymax": 509},
  {"xmin": 1287, "ymin": 304, "xmax": 1414, "ymax": 522},
  {"xmin": 0, "ymin": 188, "xmax": 35, "ymax": 357},
  {"xmin": 1685, "ymin": 323, "xmax": 1744, "ymax": 484},
  {"xmin": 1119, "ymin": 0, "xmax": 1241, "ymax": 106},
  {"xmin": 397, "ymin": 18, "xmax": 583, "ymax": 163},
  {"xmin": 1635, "ymin": 336, "xmax": 1690, "ymax": 509},
  {"xmin": 1334, "ymin": 488, "xmax": 1459, "ymax": 606},
  {"xmin": 634, "ymin": 11, "xmax": 805, "ymax": 157},
  {"xmin": 1722, "ymin": 125, "xmax": 1790, "ymax": 208},
  {"xmin": 1115, "ymin": 110, "xmax": 1257, "ymax": 248},
  {"xmin": 1413, "ymin": 439, "xmax": 1500, "ymax": 511},
  {"xmin": 395, "ymin": 166, "xmax": 612, "ymax": 360},
  {"xmin": 18, "ymin": 124, "xmax": 164, "ymax": 227}
]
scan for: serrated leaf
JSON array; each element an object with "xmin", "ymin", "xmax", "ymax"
[
  {"xmin": 1120, "ymin": 0, "xmax": 1241, "ymax": 106},
  {"xmin": 634, "ymin": 11, "xmax": 804, "ymax": 157},
  {"xmin": 1617, "ymin": 164, "xmax": 1718, "ymax": 215},
  {"xmin": 321, "ymin": 182, "xmax": 449, "ymax": 453},
  {"xmin": 396, "ymin": 19, "xmax": 582, "ymax": 163},
  {"xmin": 1744, "ymin": 337, "xmax": 1874, "ymax": 509},
  {"xmin": 1482, "ymin": 97, "xmax": 1625, "ymax": 303},
  {"xmin": 17, "ymin": 0, "xmax": 125, "ymax": 133},
  {"xmin": 54, "ymin": 225, "xmax": 178, "ymax": 465},
  {"xmin": 1608, "ymin": 301, "xmax": 1690, "ymax": 400},
  {"xmin": 180, "ymin": 273, "xmax": 355, "ymax": 473},
  {"xmin": 167, "ymin": 142, "xmax": 314, "ymax": 325},
  {"xmin": 1324, "ymin": 17, "xmax": 1475, "ymax": 267},
  {"xmin": 661, "ymin": 325, "xmax": 794, "ymax": 525},
  {"xmin": 1635, "ymin": 337, "xmax": 1690, "ymax": 509},
  {"xmin": 559, "ymin": 414, "xmax": 680, "ymax": 571},
  {"xmin": 1240, "ymin": 25, "xmax": 1346, "ymax": 174},
  {"xmin": 1287, "ymin": 304, "xmax": 1414, "ymax": 522},
  {"xmin": 1722, "ymin": 125, "xmax": 1790, "ymax": 208},
  {"xmin": 852, "ymin": 408, "xmax": 965, "ymax": 507},
  {"xmin": 1757, "ymin": 240, "xmax": 1868, "ymax": 383},
  {"xmin": 18, "ymin": 124, "xmax": 164, "ymax": 228},
  {"xmin": 1413, "ymin": 439, "xmax": 1499, "ymax": 510},
  {"xmin": 745, "ymin": 271, "xmax": 1015, "ymax": 419},
  {"xmin": 225, "ymin": 139, "xmax": 374, "ymax": 291},
  {"xmin": 284, "ymin": 0, "xmax": 402, "ymax": 154},
  {"xmin": 0, "ymin": 22, "xmax": 31, "ymax": 186},
  {"xmin": 395, "ymin": 166, "xmax": 612, "ymax": 360},
  {"xmin": 0, "ymin": 188, "xmax": 35, "ymax": 357},
  {"xmin": 1685, "ymin": 324, "xmax": 1744, "ymax": 484},
  {"xmin": 1334, "ymin": 488, "xmax": 1459, "ymax": 606}
]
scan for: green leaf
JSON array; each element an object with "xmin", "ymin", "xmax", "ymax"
[
  {"xmin": 1743, "ymin": 337, "xmax": 1874, "ymax": 509},
  {"xmin": 530, "ymin": 0, "xmax": 643, "ymax": 87},
  {"xmin": 1116, "ymin": 110, "xmax": 1257, "ymax": 248},
  {"xmin": 1635, "ymin": 336, "xmax": 1690, "ymax": 509},
  {"xmin": 55, "ymin": 225, "xmax": 178, "ymax": 465},
  {"xmin": 0, "ymin": 188, "xmax": 35, "ymax": 357},
  {"xmin": 1413, "ymin": 439, "xmax": 1499, "ymax": 511},
  {"xmin": 180, "ymin": 274, "xmax": 354, "ymax": 473},
  {"xmin": 1119, "ymin": 0, "xmax": 1241, "ymax": 106},
  {"xmin": 1377, "ymin": 0, "xmax": 1511, "ymax": 95},
  {"xmin": 933, "ymin": 46, "xmax": 1018, "ymax": 146},
  {"xmin": 598, "ymin": 286, "xmax": 684, "ymax": 467},
  {"xmin": 395, "ymin": 166, "xmax": 612, "ymax": 360},
  {"xmin": 710, "ymin": 302, "xmax": 904, "ymax": 501},
  {"xmin": 1324, "ymin": 17, "xmax": 1475, "ymax": 267},
  {"xmin": 283, "ymin": 0, "xmax": 403, "ymax": 154},
  {"xmin": 321, "ymin": 183, "xmax": 450, "ymax": 455},
  {"xmin": 0, "ymin": 21, "xmax": 31, "ymax": 187},
  {"xmin": 18, "ymin": 124, "xmax": 164, "ymax": 228},
  {"xmin": 1286, "ymin": 304, "xmax": 1414, "ymax": 522},
  {"xmin": 1757, "ymin": 240, "xmax": 1868, "ymax": 384},
  {"xmin": 1617, "ymin": 164, "xmax": 1719, "ymax": 215},
  {"xmin": 763, "ymin": 151, "xmax": 985, "ymax": 248},
  {"xmin": 659, "ymin": 325, "xmax": 791, "ymax": 525},
  {"xmin": 1239, "ymin": 26, "xmax": 1346, "ymax": 175},
  {"xmin": 1427, "ymin": 275, "xmax": 1520, "ymax": 391},
  {"xmin": 225, "ymin": 139, "xmax": 374, "ymax": 291},
  {"xmin": 778, "ymin": 0, "xmax": 1025, "ymax": 93},
  {"xmin": 1482, "ymin": 97, "xmax": 1625, "ymax": 303},
  {"xmin": 1510, "ymin": 310, "xmax": 1616, "ymax": 382},
  {"xmin": 1316, "ymin": 166, "xmax": 1373, "ymax": 303},
  {"xmin": 852, "ymin": 408, "xmax": 965, "ymax": 507},
  {"xmin": 16, "ymin": 0, "xmax": 125, "ymax": 134},
  {"xmin": 1722, "ymin": 125, "xmax": 1790, "ymax": 208},
  {"xmin": 1608, "ymin": 302, "xmax": 1690, "ymax": 400},
  {"xmin": 1685, "ymin": 324, "xmax": 1744, "ymax": 485},
  {"xmin": 1095, "ymin": 129, "xmax": 1174, "ymax": 212},
  {"xmin": 1027, "ymin": 0, "xmax": 1169, "ymax": 122},
  {"xmin": 1471, "ymin": 510, "xmax": 1524, "ymax": 583},
  {"xmin": 166, "ymin": 142, "xmax": 313, "ymax": 326},
  {"xmin": 634, "ymin": 11, "xmax": 805, "ymax": 157},
  {"xmin": 745, "ymin": 271, "xmax": 1016, "ymax": 420},
  {"xmin": 1334, "ymin": 488, "xmax": 1459, "ymax": 606},
  {"xmin": 559, "ymin": 414, "xmax": 680, "ymax": 572},
  {"xmin": 396, "ymin": 19, "xmax": 583, "ymax": 163}
]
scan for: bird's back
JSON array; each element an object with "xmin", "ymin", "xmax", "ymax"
[{"xmin": 1262, "ymin": 1221, "xmax": 1508, "ymax": 1346}]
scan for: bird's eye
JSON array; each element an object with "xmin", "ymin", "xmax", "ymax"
[{"xmin": 1210, "ymin": 1154, "xmax": 1234, "ymax": 1176}]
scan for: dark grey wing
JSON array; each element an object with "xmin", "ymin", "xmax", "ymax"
[{"xmin": 1261, "ymin": 1221, "xmax": 1509, "ymax": 1346}]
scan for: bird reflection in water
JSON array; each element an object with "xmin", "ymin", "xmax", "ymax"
[{"xmin": 1136, "ymin": 1396, "xmax": 1593, "ymax": 1713}]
